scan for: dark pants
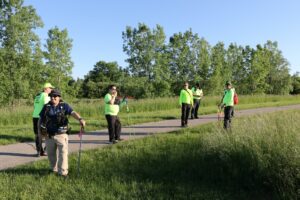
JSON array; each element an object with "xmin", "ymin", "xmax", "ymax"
[
  {"xmin": 181, "ymin": 103, "xmax": 191, "ymax": 126},
  {"xmin": 105, "ymin": 115, "xmax": 121, "ymax": 141},
  {"xmin": 191, "ymin": 99, "xmax": 201, "ymax": 118},
  {"xmin": 33, "ymin": 118, "xmax": 45, "ymax": 153},
  {"xmin": 224, "ymin": 106, "xmax": 233, "ymax": 129}
]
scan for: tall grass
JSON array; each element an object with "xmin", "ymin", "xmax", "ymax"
[
  {"xmin": 0, "ymin": 110, "xmax": 299, "ymax": 199},
  {"xmin": 0, "ymin": 95, "xmax": 299, "ymax": 145}
]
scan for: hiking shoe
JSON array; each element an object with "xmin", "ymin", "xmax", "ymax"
[
  {"xmin": 113, "ymin": 140, "xmax": 118, "ymax": 144},
  {"xmin": 40, "ymin": 151, "xmax": 47, "ymax": 156}
]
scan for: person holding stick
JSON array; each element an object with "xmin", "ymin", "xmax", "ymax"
[{"xmin": 39, "ymin": 89, "xmax": 86, "ymax": 178}]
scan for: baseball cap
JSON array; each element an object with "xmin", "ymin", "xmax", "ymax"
[
  {"xmin": 49, "ymin": 89, "xmax": 61, "ymax": 97},
  {"xmin": 43, "ymin": 83, "xmax": 54, "ymax": 89}
]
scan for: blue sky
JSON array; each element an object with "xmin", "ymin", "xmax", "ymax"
[{"xmin": 24, "ymin": 0, "xmax": 300, "ymax": 79}]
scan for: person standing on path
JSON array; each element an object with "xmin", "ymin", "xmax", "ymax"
[
  {"xmin": 179, "ymin": 82, "xmax": 193, "ymax": 127},
  {"xmin": 39, "ymin": 89, "xmax": 86, "ymax": 177},
  {"xmin": 191, "ymin": 83, "xmax": 203, "ymax": 119},
  {"xmin": 220, "ymin": 81, "xmax": 235, "ymax": 129},
  {"xmin": 104, "ymin": 85, "xmax": 124, "ymax": 144},
  {"xmin": 32, "ymin": 82, "xmax": 54, "ymax": 157}
]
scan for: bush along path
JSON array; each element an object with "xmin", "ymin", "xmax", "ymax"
[{"xmin": 0, "ymin": 104, "xmax": 300, "ymax": 171}]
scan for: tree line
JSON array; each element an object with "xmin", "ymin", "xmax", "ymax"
[
  {"xmin": 82, "ymin": 23, "xmax": 299, "ymax": 98},
  {"xmin": 0, "ymin": 1, "xmax": 299, "ymax": 106},
  {"xmin": 0, "ymin": 0, "xmax": 74, "ymax": 105}
]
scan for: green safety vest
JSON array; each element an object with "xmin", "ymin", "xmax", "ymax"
[
  {"xmin": 179, "ymin": 89, "xmax": 193, "ymax": 105},
  {"xmin": 192, "ymin": 87, "xmax": 203, "ymax": 100},
  {"xmin": 32, "ymin": 92, "xmax": 50, "ymax": 118},
  {"xmin": 104, "ymin": 93, "xmax": 119, "ymax": 116},
  {"xmin": 223, "ymin": 88, "xmax": 235, "ymax": 106}
]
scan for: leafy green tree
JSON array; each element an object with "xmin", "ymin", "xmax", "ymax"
[
  {"xmin": 0, "ymin": 0, "xmax": 44, "ymax": 105},
  {"xmin": 195, "ymin": 38, "xmax": 211, "ymax": 90},
  {"xmin": 44, "ymin": 26, "xmax": 73, "ymax": 96},
  {"xmin": 122, "ymin": 23, "xmax": 169, "ymax": 97},
  {"xmin": 263, "ymin": 41, "xmax": 291, "ymax": 94},
  {"xmin": 208, "ymin": 42, "xmax": 226, "ymax": 95},
  {"xmin": 237, "ymin": 45, "xmax": 254, "ymax": 94},
  {"xmin": 246, "ymin": 44, "xmax": 270, "ymax": 94},
  {"xmin": 168, "ymin": 29, "xmax": 202, "ymax": 93},
  {"xmin": 81, "ymin": 61, "xmax": 124, "ymax": 98},
  {"xmin": 225, "ymin": 43, "xmax": 244, "ymax": 89},
  {"xmin": 290, "ymin": 72, "xmax": 300, "ymax": 94}
]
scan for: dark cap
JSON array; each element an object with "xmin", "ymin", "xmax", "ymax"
[
  {"xmin": 225, "ymin": 81, "xmax": 232, "ymax": 86},
  {"xmin": 49, "ymin": 89, "xmax": 61, "ymax": 97}
]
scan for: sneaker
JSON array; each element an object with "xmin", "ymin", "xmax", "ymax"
[
  {"xmin": 113, "ymin": 140, "xmax": 118, "ymax": 144},
  {"xmin": 106, "ymin": 141, "xmax": 113, "ymax": 144},
  {"xmin": 36, "ymin": 152, "xmax": 41, "ymax": 157},
  {"xmin": 195, "ymin": 117, "xmax": 199, "ymax": 119},
  {"xmin": 115, "ymin": 138, "xmax": 124, "ymax": 142}
]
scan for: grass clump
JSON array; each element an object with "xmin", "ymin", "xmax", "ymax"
[{"xmin": 0, "ymin": 110, "xmax": 299, "ymax": 199}]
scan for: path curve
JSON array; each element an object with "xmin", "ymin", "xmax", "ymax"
[{"xmin": 0, "ymin": 104, "xmax": 300, "ymax": 171}]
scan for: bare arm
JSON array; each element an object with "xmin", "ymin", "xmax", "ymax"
[
  {"xmin": 71, "ymin": 111, "xmax": 86, "ymax": 127},
  {"xmin": 109, "ymin": 91, "xmax": 117, "ymax": 105}
]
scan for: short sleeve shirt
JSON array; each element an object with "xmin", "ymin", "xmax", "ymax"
[
  {"xmin": 104, "ymin": 93, "xmax": 119, "ymax": 116},
  {"xmin": 39, "ymin": 102, "xmax": 73, "ymax": 134}
]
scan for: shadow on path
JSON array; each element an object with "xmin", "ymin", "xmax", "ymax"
[{"xmin": 0, "ymin": 152, "xmax": 36, "ymax": 157}]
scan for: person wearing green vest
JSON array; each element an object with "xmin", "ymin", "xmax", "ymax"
[
  {"xmin": 220, "ymin": 81, "xmax": 235, "ymax": 129},
  {"xmin": 191, "ymin": 83, "xmax": 203, "ymax": 119},
  {"xmin": 179, "ymin": 82, "xmax": 193, "ymax": 127},
  {"xmin": 32, "ymin": 82, "xmax": 54, "ymax": 157},
  {"xmin": 104, "ymin": 85, "xmax": 124, "ymax": 144}
]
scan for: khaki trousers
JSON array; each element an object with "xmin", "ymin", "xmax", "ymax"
[{"xmin": 46, "ymin": 133, "xmax": 68, "ymax": 176}]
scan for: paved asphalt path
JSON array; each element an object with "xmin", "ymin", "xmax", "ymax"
[{"xmin": 0, "ymin": 104, "xmax": 299, "ymax": 171}]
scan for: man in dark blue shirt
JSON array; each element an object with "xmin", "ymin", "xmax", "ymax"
[{"xmin": 39, "ymin": 89, "xmax": 86, "ymax": 177}]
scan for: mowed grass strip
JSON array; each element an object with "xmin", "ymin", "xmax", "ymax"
[{"xmin": 1, "ymin": 110, "xmax": 299, "ymax": 199}]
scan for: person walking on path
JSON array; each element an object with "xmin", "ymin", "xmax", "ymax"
[
  {"xmin": 39, "ymin": 89, "xmax": 86, "ymax": 177},
  {"xmin": 32, "ymin": 82, "xmax": 54, "ymax": 157},
  {"xmin": 191, "ymin": 83, "xmax": 203, "ymax": 119},
  {"xmin": 104, "ymin": 85, "xmax": 124, "ymax": 144},
  {"xmin": 220, "ymin": 81, "xmax": 235, "ymax": 129},
  {"xmin": 179, "ymin": 82, "xmax": 193, "ymax": 127}
]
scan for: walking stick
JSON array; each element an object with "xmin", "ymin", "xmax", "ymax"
[{"xmin": 77, "ymin": 126, "xmax": 84, "ymax": 177}]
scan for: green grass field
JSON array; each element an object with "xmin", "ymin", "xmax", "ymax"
[
  {"xmin": 0, "ymin": 95, "xmax": 299, "ymax": 145},
  {"xmin": 0, "ymin": 109, "xmax": 299, "ymax": 199}
]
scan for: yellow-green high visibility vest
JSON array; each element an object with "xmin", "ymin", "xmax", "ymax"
[
  {"xmin": 192, "ymin": 87, "xmax": 203, "ymax": 100},
  {"xmin": 104, "ymin": 93, "xmax": 119, "ymax": 116},
  {"xmin": 223, "ymin": 88, "xmax": 235, "ymax": 106},
  {"xmin": 179, "ymin": 89, "xmax": 193, "ymax": 105},
  {"xmin": 32, "ymin": 92, "xmax": 50, "ymax": 118}
]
